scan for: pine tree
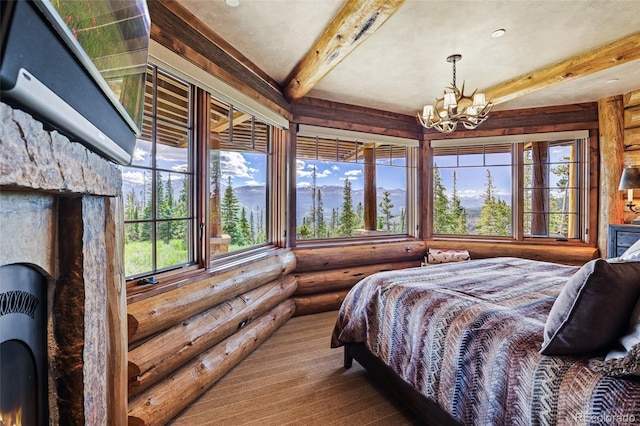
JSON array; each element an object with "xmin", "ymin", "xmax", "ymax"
[
  {"xmin": 161, "ymin": 174, "xmax": 176, "ymax": 243},
  {"xmin": 125, "ymin": 188, "xmax": 140, "ymax": 242},
  {"xmin": 140, "ymin": 173, "xmax": 153, "ymax": 241},
  {"xmin": 449, "ymin": 171, "xmax": 468, "ymax": 234},
  {"xmin": 316, "ymin": 189, "xmax": 326, "ymax": 238},
  {"xmin": 239, "ymin": 207, "xmax": 252, "ymax": 246},
  {"xmin": 399, "ymin": 207, "xmax": 406, "ymax": 234},
  {"xmin": 255, "ymin": 208, "xmax": 266, "ymax": 244},
  {"xmin": 379, "ymin": 190, "xmax": 395, "ymax": 232},
  {"xmin": 221, "ymin": 176, "xmax": 242, "ymax": 244},
  {"xmin": 339, "ymin": 179, "xmax": 357, "ymax": 237},
  {"xmin": 356, "ymin": 201, "xmax": 364, "ymax": 229},
  {"xmin": 298, "ymin": 216, "xmax": 312, "ymax": 239},
  {"xmin": 310, "ymin": 166, "xmax": 317, "ymax": 237},
  {"xmin": 433, "ymin": 165, "xmax": 451, "ymax": 233},
  {"xmin": 476, "ymin": 169, "xmax": 511, "ymax": 236},
  {"xmin": 249, "ymin": 210, "xmax": 256, "ymax": 244},
  {"xmin": 175, "ymin": 177, "xmax": 189, "ymax": 247},
  {"xmin": 329, "ymin": 207, "xmax": 339, "ymax": 238}
]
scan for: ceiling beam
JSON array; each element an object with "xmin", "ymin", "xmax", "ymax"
[
  {"xmin": 283, "ymin": 0, "xmax": 406, "ymax": 103},
  {"xmin": 484, "ymin": 31, "xmax": 640, "ymax": 106}
]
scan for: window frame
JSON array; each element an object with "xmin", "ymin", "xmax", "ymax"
[
  {"xmin": 292, "ymin": 126, "xmax": 419, "ymax": 247},
  {"xmin": 428, "ymin": 131, "xmax": 596, "ymax": 245},
  {"xmin": 124, "ymin": 62, "xmax": 286, "ymax": 289},
  {"xmin": 122, "ymin": 65, "xmax": 197, "ymax": 281}
]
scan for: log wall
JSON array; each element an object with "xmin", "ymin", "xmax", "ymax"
[
  {"xmin": 126, "ymin": 250, "xmax": 297, "ymax": 425},
  {"xmin": 291, "ymin": 241, "xmax": 427, "ymax": 316}
]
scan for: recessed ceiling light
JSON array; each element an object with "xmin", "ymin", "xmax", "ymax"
[
  {"xmin": 606, "ymin": 78, "xmax": 620, "ymax": 84},
  {"xmin": 492, "ymin": 29, "xmax": 506, "ymax": 38},
  {"xmin": 226, "ymin": 0, "xmax": 240, "ymax": 7}
]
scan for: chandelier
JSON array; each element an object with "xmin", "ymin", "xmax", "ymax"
[{"xmin": 417, "ymin": 54, "xmax": 492, "ymax": 134}]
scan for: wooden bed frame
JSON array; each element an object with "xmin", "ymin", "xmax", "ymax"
[{"xmin": 344, "ymin": 343, "xmax": 461, "ymax": 426}]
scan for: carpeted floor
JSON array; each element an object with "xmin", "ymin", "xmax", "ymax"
[{"xmin": 169, "ymin": 310, "xmax": 421, "ymax": 425}]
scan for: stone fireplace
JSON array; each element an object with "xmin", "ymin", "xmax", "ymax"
[{"xmin": 0, "ymin": 102, "xmax": 128, "ymax": 425}]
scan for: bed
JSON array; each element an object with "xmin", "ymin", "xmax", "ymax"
[{"xmin": 331, "ymin": 255, "xmax": 640, "ymax": 425}]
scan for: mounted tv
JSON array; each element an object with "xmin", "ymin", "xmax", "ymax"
[{"xmin": 1, "ymin": 0, "xmax": 150, "ymax": 165}]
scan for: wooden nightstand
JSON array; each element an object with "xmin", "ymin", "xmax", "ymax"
[{"xmin": 608, "ymin": 224, "xmax": 640, "ymax": 258}]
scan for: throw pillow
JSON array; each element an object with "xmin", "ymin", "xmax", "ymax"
[
  {"xmin": 426, "ymin": 248, "xmax": 470, "ymax": 264},
  {"xmin": 540, "ymin": 258, "xmax": 640, "ymax": 356},
  {"xmin": 589, "ymin": 298, "xmax": 640, "ymax": 376}
]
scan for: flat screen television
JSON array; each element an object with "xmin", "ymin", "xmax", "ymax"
[{"xmin": 1, "ymin": 0, "xmax": 150, "ymax": 165}]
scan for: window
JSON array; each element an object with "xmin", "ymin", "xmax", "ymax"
[
  {"xmin": 122, "ymin": 63, "xmax": 277, "ymax": 279},
  {"xmin": 208, "ymin": 97, "xmax": 271, "ymax": 256},
  {"xmin": 296, "ymin": 131, "xmax": 416, "ymax": 241},
  {"xmin": 122, "ymin": 66, "xmax": 195, "ymax": 278},
  {"xmin": 431, "ymin": 132, "xmax": 590, "ymax": 241}
]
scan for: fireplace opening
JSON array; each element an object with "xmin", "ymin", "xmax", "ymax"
[
  {"xmin": 0, "ymin": 264, "xmax": 48, "ymax": 426},
  {"xmin": 0, "ymin": 340, "xmax": 37, "ymax": 425}
]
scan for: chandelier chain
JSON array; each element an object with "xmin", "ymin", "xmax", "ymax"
[{"xmin": 452, "ymin": 58, "xmax": 456, "ymax": 88}]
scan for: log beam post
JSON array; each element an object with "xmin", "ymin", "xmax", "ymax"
[{"xmin": 598, "ymin": 95, "xmax": 625, "ymax": 255}]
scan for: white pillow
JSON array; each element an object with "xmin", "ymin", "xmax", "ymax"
[
  {"xmin": 426, "ymin": 248, "xmax": 470, "ymax": 264},
  {"xmin": 590, "ymin": 298, "xmax": 640, "ymax": 376},
  {"xmin": 620, "ymin": 237, "xmax": 640, "ymax": 261}
]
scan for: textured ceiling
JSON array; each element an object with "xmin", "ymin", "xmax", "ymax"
[{"xmin": 178, "ymin": 0, "xmax": 640, "ymax": 115}]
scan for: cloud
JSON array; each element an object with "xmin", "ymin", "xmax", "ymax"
[
  {"xmin": 121, "ymin": 170, "xmax": 148, "ymax": 185},
  {"xmin": 132, "ymin": 144, "xmax": 148, "ymax": 162},
  {"xmin": 297, "ymin": 181, "xmax": 312, "ymax": 188},
  {"xmin": 171, "ymin": 164, "xmax": 189, "ymax": 173},
  {"xmin": 156, "ymin": 141, "xmax": 189, "ymax": 162},
  {"xmin": 245, "ymin": 180, "xmax": 264, "ymax": 186},
  {"xmin": 344, "ymin": 169, "xmax": 362, "ymax": 177},
  {"xmin": 296, "ymin": 162, "xmax": 333, "ymax": 179},
  {"xmin": 220, "ymin": 151, "xmax": 257, "ymax": 179},
  {"xmin": 339, "ymin": 176, "xmax": 359, "ymax": 182}
]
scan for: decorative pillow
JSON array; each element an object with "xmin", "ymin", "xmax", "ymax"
[
  {"xmin": 540, "ymin": 258, "xmax": 640, "ymax": 356},
  {"xmin": 620, "ymin": 237, "xmax": 640, "ymax": 261},
  {"xmin": 589, "ymin": 298, "xmax": 640, "ymax": 376},
  {"xmin": 426, "ymin": 248, "xmax": 470, "ymax": 264}
]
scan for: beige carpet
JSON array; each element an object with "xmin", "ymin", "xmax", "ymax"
[{"xmin": 169, "ymin": 310, "xmax": 420, "ymax": 425}]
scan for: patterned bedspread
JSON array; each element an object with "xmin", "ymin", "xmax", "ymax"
[{"xmin": 331, "ymin": 257, "xmax": 640, "ymax": 425}]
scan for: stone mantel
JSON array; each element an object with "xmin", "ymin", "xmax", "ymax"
[
  {"xmin": 0, "ymin": 102, "xmax": 127, "ymax": 425},
  {"xmin": 0, "ymin": 102, "xmax": 121, "ymax": 196}
]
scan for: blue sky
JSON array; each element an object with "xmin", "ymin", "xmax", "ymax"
[
  {"xmin": 121, "ymin": 140, "xmax": 571, "ymax": 206},
  {"xmin": 296, "ymin": 159, "xmax": 407, "ymax": 191}
]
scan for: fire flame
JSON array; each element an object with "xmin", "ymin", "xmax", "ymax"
[{"xmin": 0, "ymin": 405, "xmax": 22, "ymax": 426}]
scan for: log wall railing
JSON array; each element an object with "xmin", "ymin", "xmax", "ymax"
[{"xmin": 127, "ymin": 250, "xmax": 296, "ymax": 425}]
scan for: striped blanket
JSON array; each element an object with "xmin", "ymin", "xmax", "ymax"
[{"xmin": 331, "ymin": 257, "xmax": 640, "ymax": 425}]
